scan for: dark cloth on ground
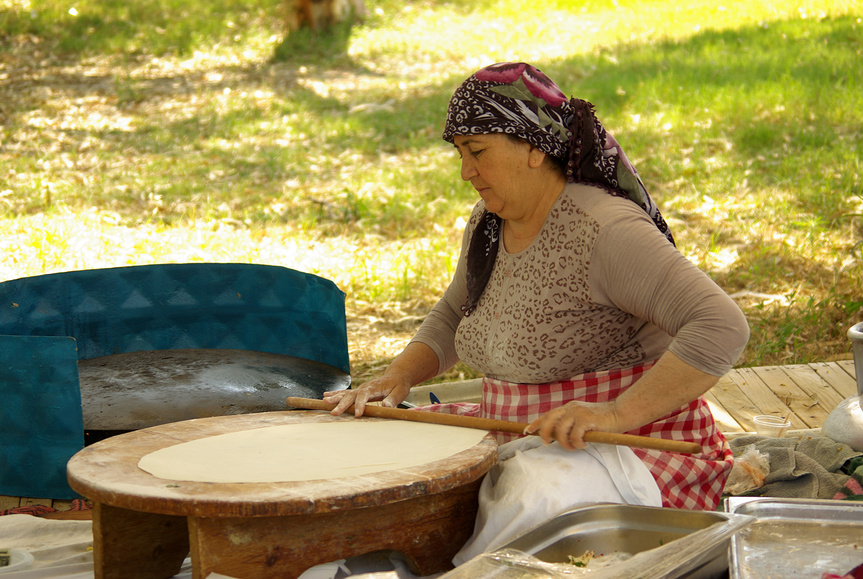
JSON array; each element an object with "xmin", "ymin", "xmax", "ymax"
[{"xmin": 728, "ymin": 434, "xmax": 863, "ymax": 500}]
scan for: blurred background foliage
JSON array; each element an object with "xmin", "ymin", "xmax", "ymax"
[{"xmin": 1, "ymin": 0, "xmax": 861, "ymax": 381}]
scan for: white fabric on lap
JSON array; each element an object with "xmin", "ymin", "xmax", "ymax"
[{"xmin": 452, "ymin": 437, "xmax": 662, "ymax": 565}]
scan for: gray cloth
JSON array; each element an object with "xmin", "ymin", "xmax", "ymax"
[{"xmin": 729, "ymin": 434, "xmax": 863, "ymax": 499}]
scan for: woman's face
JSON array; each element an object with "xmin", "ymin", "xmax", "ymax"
[{"xmin": 453, "ymin": 134, "xmax": 537, "ymax": 221}]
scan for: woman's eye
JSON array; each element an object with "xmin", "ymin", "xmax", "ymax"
[{"xmin": 470, "ymin": 149, "xmax": 484, "ymax": 157}]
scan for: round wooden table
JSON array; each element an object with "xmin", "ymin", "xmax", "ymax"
[{"xmin": 67, "ymin": 410, "xmax": 497, "ymax": 579}]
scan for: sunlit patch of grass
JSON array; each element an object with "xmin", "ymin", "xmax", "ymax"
[
  {"xmin": 1, "ymin": 0, "xmax": 283, "ymax": 57},
  {"xmin": 2, "ymin": 0, "xmax": 862, "ymax": 375}
]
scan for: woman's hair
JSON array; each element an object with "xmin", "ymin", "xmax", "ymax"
[{"xmin": 443, "ymin": 62, "xmax": 676, "ymax": 316}]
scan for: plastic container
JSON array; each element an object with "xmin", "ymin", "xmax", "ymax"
[
  {"xmin": 0, "ymin": 549, "xmax": 34, "ymax": 574},
  {"xmin": 752, "ymin": 415, "xmax": 791, "ymax": 437}
]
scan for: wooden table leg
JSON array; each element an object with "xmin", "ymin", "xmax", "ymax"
[
  {"xmin": 92, "ymin": 503, "xmax": 190, "ymax": 579},
  {"xmin": 188, "ymin": 479, "xmax": 482, "ymax": 579}
]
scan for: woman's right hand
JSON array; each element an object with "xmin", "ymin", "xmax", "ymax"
[
  {"xmin": 324, "ymin": 341, "xmax": 441, "ymax": 417},
  {"xmin": 323, "ymin": 374, "xmax": 412, "ymax": 417}
]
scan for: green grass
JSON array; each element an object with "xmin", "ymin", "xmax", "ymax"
[{"xmin": 1, "ymin": 0, "xmax": 862, "ymax": 381}]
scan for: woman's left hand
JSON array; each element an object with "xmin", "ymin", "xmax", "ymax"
[{"xmin": 525, "ymin": 400, "xmax": 620, "ymax": 450}]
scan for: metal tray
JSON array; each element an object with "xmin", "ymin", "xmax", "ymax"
[
  {"xmin": 500, "ymin": 503, "xmax": 751, "ymax": 579},
  {"xmin": 727, "ymin": 498, "xmax": 863, "ymax": 579}
]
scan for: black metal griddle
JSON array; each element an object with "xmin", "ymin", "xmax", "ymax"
[{"xmin": 78, "ymin": 348, "xmax": 350, "ymax": 444}]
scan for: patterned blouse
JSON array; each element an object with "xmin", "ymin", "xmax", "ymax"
[{"xmin": 412, "ymin": 182, "xmax": 749, "ymax": 383}]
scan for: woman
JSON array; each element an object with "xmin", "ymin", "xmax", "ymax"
[{"xmin": 325, "ymin": 62, "xmax": 749, "ymax": 560}]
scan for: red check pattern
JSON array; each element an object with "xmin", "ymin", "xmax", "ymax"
[{"xmin": 421, "ymin": 362, "xmax": 733, "ymax": 510}]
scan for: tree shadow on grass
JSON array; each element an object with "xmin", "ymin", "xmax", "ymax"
[
  {"xmin": 272, "ymin": 18, "xmax": 356, "ymax": 66},
  {"xmin": 3, "ymin": 12, "xmax": 861, "ymax": 231},
  {"xmin": 3, "ymin": 9, "xmax": 862, "ymax": 365}
]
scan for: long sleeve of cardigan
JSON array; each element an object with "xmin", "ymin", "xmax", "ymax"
[{"xmin": 410, "ymin": 190, "xmax": 749, "ymax": 380}]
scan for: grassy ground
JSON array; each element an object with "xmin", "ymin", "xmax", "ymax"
[{"xmin": 2, "ymin": 0, "xmax": 862, "ymax": 383}]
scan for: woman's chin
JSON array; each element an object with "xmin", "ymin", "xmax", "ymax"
[{"xmin": 480, "ymin": 197, "xmax": 503, "ymax": 214}]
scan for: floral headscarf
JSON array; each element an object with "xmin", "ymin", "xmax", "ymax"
[{"xmin": 442, "ymin": 62, "xmax": 675, "ymax": 316}]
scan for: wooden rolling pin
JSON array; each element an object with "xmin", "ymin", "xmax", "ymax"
[{"xmin": 286, "ymin": 397, "xmax": 702, "ymax": 454}]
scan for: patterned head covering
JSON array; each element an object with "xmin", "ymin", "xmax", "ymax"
[{"xmin": 443, "ymin": 62, "xmax": 675, "ymax": 315}]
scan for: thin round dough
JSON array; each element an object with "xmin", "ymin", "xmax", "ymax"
[{"xmin": 138, "ymin": 420, "xmax": 489, "ymax": 483}]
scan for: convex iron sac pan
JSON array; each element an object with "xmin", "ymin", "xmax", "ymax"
[{"xmin": 79, "ymin": 348, "xmax": 350, "ymax": 442}]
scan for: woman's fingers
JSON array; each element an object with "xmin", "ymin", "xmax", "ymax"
[
  {"xmin": 324, "ymin": 378, "xmax": 401, "ymax": 417},
  {"xmin": 380, "ymin": 382, "xmax": 412, "ymax": 409},
  {"xmin": 323, "ymin": 389, "xmax": 357, "ymax": 416},
  {"xmin": 551, "ymin": 415, "xmax": 581, "ymax": 450},
  {"xmin": 527, "ymin": 402, "xmax": 607, "ymax": 450},
  {"xmin": 530, "ymin": 407, "xmax": 571, "ymax": 447},
  {"xmin": 546, "ymin": 410, "xmax": 587, "ymax": 450},
  {"xmin": 348, "ymin": 388, "xmax": 382, "ymax": 416}
]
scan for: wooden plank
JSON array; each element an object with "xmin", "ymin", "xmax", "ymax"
[
  {"xmin": 724, "ymin": 367, "xmax": 807, "ymax": 430},
  {"xmin": 19, "ymin": 497, "xmax": 52, "ymax": 508},
  {"xmin": 812, "ymin": 361, "xmax": 859, "ymax": 399},
  {"xmin": 779, "ymin": 364, "xmax": 849, "ymax": 419},
  {"xmin": 731, "ymin": 368, "xmax": 809, "ymax": 430},
  {"xmin": 836, "ymin": 360, "xmax": 858, "ymax": 385},
  {"xmin": 189, "ymin": 478, "xmax": 481, "ymax": 579},
  {"xmin": 703, "ymin": 389, "xmax": 745, "ymax": 434},
  {"xmin": 707, "ymin": 373, "xmax": 761, "ymax": 432},
  {"xmin": 0, "ymin": 495, "xmax": 21, "ymax": 511},
  {"xmin": 749, "ymin": 365, "xmax": 825, "ymax": 429},
  {"xmin": 92, "ymin": 503, "xmax": 189, "ymax": 579}
]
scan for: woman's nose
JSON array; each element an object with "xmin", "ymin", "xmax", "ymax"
[{"xmin": 460, "ymin": 157, "xmax": 477, "ymax": 181}]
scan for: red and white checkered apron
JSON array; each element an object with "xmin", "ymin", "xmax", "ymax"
[{"xmin": 421, "ymin": 363, "xmax": 733, "ymax": 510}]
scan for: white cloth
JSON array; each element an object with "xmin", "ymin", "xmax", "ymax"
[
  {"xmin": 0, "ymin": 515, "xmax": 97, "ymax": 578},
  {"xmin": 0, "ymin": 515, "xmax": 201, "ymax": 579},
  {"xmin": 297, "ymin": 551, "xmax": 420, "ymax": 579},
  {"xmin": 0, "ymin": 515, "xmax": 412, "ymax": 579},
  {"xmin": 452, "ymin": 438, "xmax": 662, "ymax": 565}
]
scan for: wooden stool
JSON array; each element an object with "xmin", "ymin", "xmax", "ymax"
[{"xmin": 67, "ymin": 411, "xmax": 497, "ymax": 579}]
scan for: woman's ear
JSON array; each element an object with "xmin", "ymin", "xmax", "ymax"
[{"xmin": 528, "ymin": 146, "xmax": 547, "ymax": 169}]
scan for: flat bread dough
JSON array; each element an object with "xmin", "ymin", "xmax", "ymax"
[{"xmin": 138, "ymin": 420, "xmax": 489, "ymax": 483}]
